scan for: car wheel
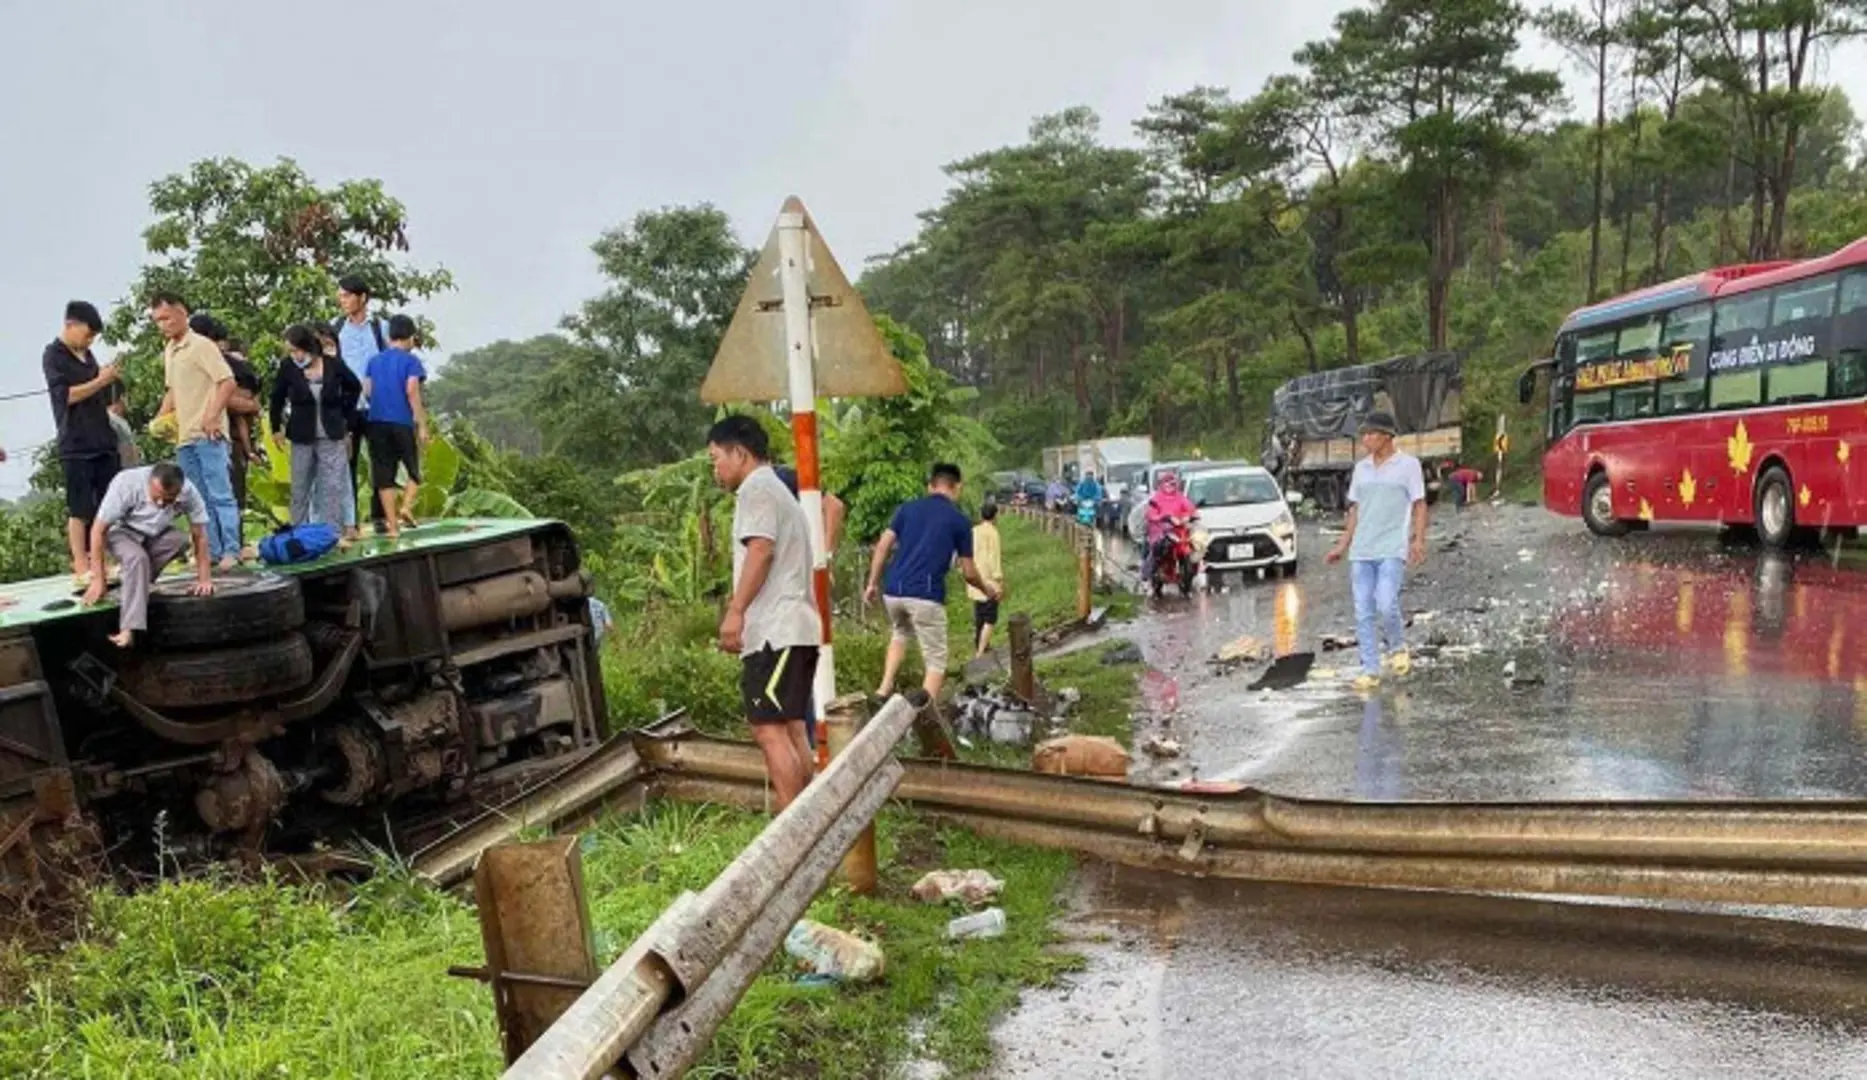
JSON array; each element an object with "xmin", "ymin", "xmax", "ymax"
[
  {"xmin": 117, "ymin": 633, "xmax": 315, "ymax": 710},
  {"xmin": 1581, "ymin": 472, "xmax": 1629, "ymax": 538},
  {"xmin": 146, "ymin": 571, "xmax": 305, "ymax": 650},
  {"xmin": 1754, "ymin": 465, "xmax": 1795, "ymax": 550}
]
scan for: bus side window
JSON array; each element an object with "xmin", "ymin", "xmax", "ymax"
[
  {"xmin": 1657, "ymin": 377, "xmax": 1704, "ymax": 415},
  {"xmin": 1572, "ymin": 389, "xmax": 1614, "ymax": 425},
  {"xmin": 1613, "ymin": 385, "xmax": 1655, "ymax": 420},
  {"xmin": 1766, "ymin": 274, "xmax": 1835, "ymax": 404},
  {"xmin": 1834, "ymin": 271, "xmax": 1867, "ymax": 398},
  {"xmin": 1658, "ymin": 302, "xmax": 1712, "ymax": 416},
  {"xmin": 1710, "ymin": 369, "xmax": 1763, "ymax": 409}
]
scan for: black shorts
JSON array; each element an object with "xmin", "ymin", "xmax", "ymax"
[
  {"xmin": 973, "ymin": 599, "xmax": 1000, "ymax": 633},
  {"xmin": 740, "ymin": 645, "xmax": 818, "ymax": 724},
  {"xmin": 366, "ymin": 423, "xmax": 422, "ymax": 490},
  {"xmin": 63, "ymin": 454, "xmax": 119, "ymax": 523}
]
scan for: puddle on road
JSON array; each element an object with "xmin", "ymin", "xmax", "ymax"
[{"xmin": 1111, "ymin": 507, "xmax": 1867, "ymax": 800}]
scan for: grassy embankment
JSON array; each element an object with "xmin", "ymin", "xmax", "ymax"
[{"xmin": 0, "ymin": 515, "xmax": 1141, "ymax": 1079}]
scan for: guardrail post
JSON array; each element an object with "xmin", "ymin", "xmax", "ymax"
[
  {"xmin": 825, "ymin": 702, "xmax": 877, "ymax": 894},
  {"xmin": 1076, "ymin": 531, "xmax": 1093, "ymax": 621},
  {"xmin": 1008, "ymin": 613, "xmax": 1035, "ymax": 703}
]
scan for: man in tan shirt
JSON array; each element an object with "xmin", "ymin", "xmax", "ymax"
[{"xmin": 150, "ymin": 292, "xmax": 242, "ymax": 568}]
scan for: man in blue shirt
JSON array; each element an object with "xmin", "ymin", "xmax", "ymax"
[
  {"xmin": 1324, "ymin": 412, "xmax": 1428, "ymax": 692},
  {"xmin": 361, "ymin": 314, "xmax": 430, "ymax": 540},
  {"xmin": 336, "ymin": 274, "xmax": 390, "ymax": 534},
  {"xmin": 863, "ymin": 463, "xmax": 999, "ymax": 702}
]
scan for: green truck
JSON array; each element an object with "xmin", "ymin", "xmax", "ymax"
[{"xmin": 1, "ymin": 519, "xmax": 606, "ymax": 889}]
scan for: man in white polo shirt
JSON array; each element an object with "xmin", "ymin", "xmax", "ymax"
[{"xmin": 1324, "ymin": 411, "xmax": 1427, "ymax": 692}]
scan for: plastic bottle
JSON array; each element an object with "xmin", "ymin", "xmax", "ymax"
[{"xmin": 945, "ymin": 907, "xmax": 1008, "ymax": 940}]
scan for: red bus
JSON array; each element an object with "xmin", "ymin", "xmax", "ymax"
[{"xmin": 1524, "ymin": 237, "xmax": 1867, "ymax": 547}]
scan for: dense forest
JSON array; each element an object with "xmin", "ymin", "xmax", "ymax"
[{"xmin": 429, "ymin": 0, "xmax": 1867, "ymax": 482}]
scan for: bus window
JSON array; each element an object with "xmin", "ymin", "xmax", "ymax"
[
  {"xmin": 1576, "ymin": 328, "xmax": 1617, "ymax": 364},
  {"xmin": 1662, "ymin": 303, "xmax": 1712, "ymax": 353},
  {"xmin": 1617, "ymin": 317, "xmax": 1662, "ymax": 358},
  {"xmin": 1772, "ymin": 276, "xmax": 1837, "ymax": 325},
  {"xmin": 1713, "ymin": 292, "xmax": 1772, "ymax": 342},
  {"xmin": 1572, "ymin": 389, "xmax": 1613, "ymax": 426},
  {"xmin": 1710, "ymin": 368, "xmax": 1763, "ymax": 408},
  {"xmin": 1834, "ymin": 271, "xmax": 1867, "ymax": 398},
  {"xmin": 1613, "ymin": 385, "xmax": 1656, "ymax": 419},
  {"xmin": 1657, "ymin": 377, "xmax": 1705, "ymax": 415},
  {"xmin": 1768, "ymin": 360, "xmax": 1829, "ymax": 404}
]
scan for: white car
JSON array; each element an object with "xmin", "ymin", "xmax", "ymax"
[{"xmin": 1181, "ymin": 465, "xmax": 1299, "ymax": 579}]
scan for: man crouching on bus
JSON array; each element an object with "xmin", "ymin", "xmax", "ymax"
[
  {"xmin": 1324, "ymin": 412, "xmax": 1427, "ymax": 692},
  {"xmin": 708, "ymin": 416, "xmax": 819, "ymax": 811},
  {"xmin": 80, "ymin": 463, "xmax": 216, "ymax": 648}
]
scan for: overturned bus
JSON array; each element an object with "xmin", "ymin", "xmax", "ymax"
[{"xmin": 0, "ymin": 520, "xmax": 605, "ymax": 885}]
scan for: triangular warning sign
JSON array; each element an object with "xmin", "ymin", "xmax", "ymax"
[{"xmin": 701, "ymin": 197, "xmax": 908, "ymax": 404}]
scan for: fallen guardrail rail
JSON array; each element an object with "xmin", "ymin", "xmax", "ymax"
[
  {"xmin": 638, "ymin": 728, "xmax": 1867, "ymax": 909},
  {"xmin": 501, "ymin": 691, "xmax": 924, "ymax": 1080}
]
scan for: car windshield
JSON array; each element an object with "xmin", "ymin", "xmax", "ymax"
[{"xmin": 1186, "ymin": 472, "xmax": 1281, "ymax": 507}]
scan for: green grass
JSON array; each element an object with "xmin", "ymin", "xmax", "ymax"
[
  {"xmin": 601, "ymin": 515, "xmax": 1135, "ymax": 736},
  {"xmin": 0, "ymin": 807, "xmax": 1076, "ymax": 1080}
]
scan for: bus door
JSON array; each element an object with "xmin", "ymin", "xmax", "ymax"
[{"xmin": 1652, "ymin": 303, "xmax": 1716, "ymax": 522}]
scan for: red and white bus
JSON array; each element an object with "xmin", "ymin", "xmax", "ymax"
[{"xmin": 1525, "ymin": 237, "xmax": 1867, "ymax": 547}]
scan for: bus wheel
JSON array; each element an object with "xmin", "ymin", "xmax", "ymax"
[
  {"xmin": 1581, "ymin": 472, "xmax": 1629, "ymax": 537},
  {"xmin": 1754, "ymin": 466, "xmax": 1795, "ymax": 550}
]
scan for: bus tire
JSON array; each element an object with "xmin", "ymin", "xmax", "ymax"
[
  {"xmin": 147, "ymin": 572, "xmax": 305, "ymax": 650},
  {"xmin": 1581, "ymin": 472, "xmax": 1628, "ymax": 537},
  {"xmin": 1754, "ymin": 466, "xmax": 1796, "ymax": 550}
]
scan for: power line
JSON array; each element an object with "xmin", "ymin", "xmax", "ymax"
[{"xmin": 0, "ymin": 387, "xmax": 48, "ymax": 403}]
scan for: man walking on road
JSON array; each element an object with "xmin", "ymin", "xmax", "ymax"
[
  {"xmin": 1325, "ymin": 411, "xmax": 1427, "ymax": 692},
  {"xmin": 80, "ymin": 463, "xmax": 215, "ymax": 648},
  {"xmin": 43, "ymin": 301, "xmax": 120, "ymax": 587},
  {"xmin": 150, "ymin": 292, "xmax": 243, "ymax": 569},
  {"xmin": 864, "ymin": 463, "xmax": 999, "ymax": 703},
  {"xmin": 709, "ymin": 416, "xmax": 820, "ymax": 811}
]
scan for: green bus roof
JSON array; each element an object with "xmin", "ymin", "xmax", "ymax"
[{"xmin": 0, "ymin": 518, "xmax": 561, "ymax": 634}]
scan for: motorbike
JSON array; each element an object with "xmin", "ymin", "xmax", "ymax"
[
  {"xmin": 1148, "ymin": 516, "xmax": 1199, "ymax": 598},
  {"xmin": 1076, "ymin": 497, "xmax": 1097, "ymax": 527}
]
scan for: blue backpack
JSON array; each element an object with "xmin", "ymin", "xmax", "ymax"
[{"xmin": 259, "ymin": 523, "xmax": 342, "ymax": 566}]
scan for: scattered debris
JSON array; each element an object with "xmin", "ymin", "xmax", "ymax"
[
  {"xmin": 785, "ymin": 920, "xmax": 886, "ymax": 983},
  {"xmin": 955, "ymin": 687, "xmax": 1039, "ymax": 745},
  {"xmin": 1100, "ymin": 639, "xmax": 1144, "ymax": 666},
  {"xmin": 1141, "ymin": 736, "xmax": 1183, "ymax": 759},
  {"xmin": 1215, "ymin": 634, "xmax": 1269, "ymax": 664},
  {"xmin": 1321, "ymin": 634, "xmax": 1356, "ymax": 652},
  {"xmin": 1032, "ymin": 735, "xmax": 1131, "ymax": 779},
  {"xmin": 1055, "ymin": 686, "xmax": 1082, "ymax": 708},
  {"xmin": 946, "ymin": 907, "xmax": 1008, "ymax": 941},
  {"xmin": 1249, "ymin": 651, "xmax": 1315, "ymax": 691},
  {"xmin": 1085, "ymin": 605, "xmax": 1110, "ymax": 629},
  {"xmin": 911, "ymin": 869, "xmax": 1006, "ymax": 906},
  {"xmin": 1517, "ymin": 549, "xmax": 1535, "ymax": 563}
]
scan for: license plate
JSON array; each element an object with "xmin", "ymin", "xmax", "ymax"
[{"xmin": 1230, "ymin": 542, "xmax": 1255, "ymax": 560}]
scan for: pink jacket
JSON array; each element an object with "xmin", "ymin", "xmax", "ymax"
[{"xmin": 1145, "ymin": 490, "xmax": 1195, "ymax": 542}]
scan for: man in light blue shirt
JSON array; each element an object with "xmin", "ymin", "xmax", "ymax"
[
  {"xmin": 1324, "ymin": 411, "xmax": 1427, "ymax": 691},
  {"xmin": 336, "ymin": 274, "xmax": 390, "ymax": 533}
]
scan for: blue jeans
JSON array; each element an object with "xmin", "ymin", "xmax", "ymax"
[
  {"xmin": 1350, "ymin": 558, "xmax": 1406, "ymax": 675},
  {"xmin": 178, "ymin": 439, "xmax": 242, "ymax": 561}
]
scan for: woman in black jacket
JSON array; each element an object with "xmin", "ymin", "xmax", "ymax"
[{"xmin": 271, "ymin": 324, "xmax": 362, "ymax": 533}]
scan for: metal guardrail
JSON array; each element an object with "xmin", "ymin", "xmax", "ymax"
[
  {"xmin": 640, "ymin": 731, "xmax": 1867, "ymax": 910},
  {"xmin": 502, "ymin": 692, "xmax": 924, "ymax": 1080}
]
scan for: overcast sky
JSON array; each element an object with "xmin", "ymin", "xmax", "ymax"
[{"xmin": 5, "ymin": 0, "xmax": 1865, "ymax": 498}]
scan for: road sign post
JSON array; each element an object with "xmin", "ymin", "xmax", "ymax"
[
  {"xmin": 702, "ymin": 196, "xmax": 907, "ymax": 893},
  {"xmin": 1493, "ymin": 414, "xmax": 1509, "ymax": 499}
]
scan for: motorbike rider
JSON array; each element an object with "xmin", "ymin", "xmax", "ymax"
[
  {"xmin": 1075, "ymin": 471, "xmax": 1104, "ymax": 514},
  {"xmin": 1142, "ymin": 471, "xmax": 1196, "ymax": 582},
  {"xmin": 1046, "ymin": 477, "xmax": 1070, "ymax": 513}
]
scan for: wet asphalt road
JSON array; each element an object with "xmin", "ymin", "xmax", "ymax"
[{"xmin": 989, "ymin": 503, "xmax": 1867, "ymax": 1078}]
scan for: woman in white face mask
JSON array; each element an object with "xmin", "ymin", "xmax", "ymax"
[{"xmin": 271, "ymin": 323, "xmax": 362, "ymax": 538}]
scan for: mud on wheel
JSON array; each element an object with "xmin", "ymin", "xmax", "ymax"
[
  {"xmin": 146, "ymin": 571, "xmax": 305, "ymax": 650},
  {"xmin": 116, "ymin": 633, "xmax": 315, "ymax": 709}
]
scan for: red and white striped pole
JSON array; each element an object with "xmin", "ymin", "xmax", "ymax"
[{"xmin": 774, "ymin": 203, "xmax": 836, "ymax": 765}]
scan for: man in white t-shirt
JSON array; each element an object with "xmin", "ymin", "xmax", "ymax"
[
  {"xmin": 81, "ymin": 463, "xmax": 216, "ymax": 648},
  {"xmin": 1325, "ymin": 411, "xmax": 1427, "ymax": 692},
  {"xmin": 708, "ymin": 415, "xmax": 820, "ymax": 810}
]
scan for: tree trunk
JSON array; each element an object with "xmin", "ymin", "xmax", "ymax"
[
  {"xmin": 1718, "ymin": 116, "xmax": 1739, "ymax": 264},
  {"xmin": 1291, "ymin": 308, "xmax": 1320, "ymax": 373},
  {"xmin": 1224, "ymin": 351, "xmax": 1243, "ymax": 427},
  {"xmin": 1769, "ymin": 22, "xmax": 1813, "ymax": 257},
  {"xmin": 1070, "ymin": 338, "xmax": 1090, "ymax": 426},
  {"xmin": 1427, "ymin": 180, "xmax": 1457, "ymax": 351},
  {"xmin": 1618, "ymin": 69, "xmax": 1641, "ymax": 293},
  {"xmin": 1586, "ymin": 31, "xmax": 1607, "ymax": 301},
  {"xmin": 1342, "ymin": 292, "xmax": 1362, "ymax": 367},
  {"xmin": 1486, "ymin": 194, "xmax": 1506, "ymax": 289},
  {"xmin": 1651, "ymin": 171, "xmax": 1674, "ymax": 282},
  {"xmin": 1748, "ymin": 27, "xmax": 1770, "ymax": 261}
]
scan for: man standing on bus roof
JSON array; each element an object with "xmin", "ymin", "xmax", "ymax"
[{"xmin": 1325, "ymin": 411, "xmax": 1427, "ymax": 692}]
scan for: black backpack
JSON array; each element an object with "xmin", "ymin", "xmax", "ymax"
[{"xmin": 330, "ymin": 316, "xmax": 387, "ymax": 358}]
